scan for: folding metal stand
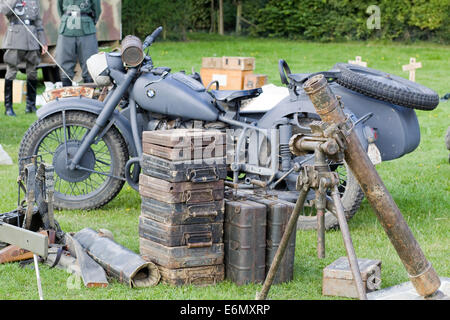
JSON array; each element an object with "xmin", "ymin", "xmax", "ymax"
[{"xmin": 256, "ymin": 121, "xmax": 367, "ymax": 300}]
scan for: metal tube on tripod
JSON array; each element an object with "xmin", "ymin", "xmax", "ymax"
[
  {"xmin": 256, "ymin": 186, "xmax": 310, "ymax": 300},
  {"xmin": 303, "ymin": 74, "xmax": 441, "ymax": 297},
  {"xmin": 332, "ymin": 186, "xmax": 367, "ymax": 300}
]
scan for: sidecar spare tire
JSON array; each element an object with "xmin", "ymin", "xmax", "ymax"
[
  {"xmin": 333, "ymin": 63, "xmax": 439, "ymax": 111},
  {"xmin": 19, "ymin": 111, "xmax": 129, "ymax": 210}
]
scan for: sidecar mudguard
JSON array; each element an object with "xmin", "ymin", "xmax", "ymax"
[
  {"xmin": 255, "ymin": 92, "xmax": 369, "ymax": 153},
  {"xmin": 330, "ymin": 84, "xmax": 421, "ymax": 161},
  {"xmin": 254, "ymin": 83, "xmax": 420, "ymax": 161},
  {"xmin": 36, "ymin": 97, "xmax": 138, "ymax": 158}
]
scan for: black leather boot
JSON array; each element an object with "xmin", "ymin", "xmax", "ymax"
[
  {"xmin": 4, "ymin": 79, "xmax": 16, "ymax": 117},
  {"xmin": 61, "ymin": 77, "xmax": 72, "ymax": 87},
  {"xmin": 25, "ymin": 79, "xmax": 37, "ymax": 113}
]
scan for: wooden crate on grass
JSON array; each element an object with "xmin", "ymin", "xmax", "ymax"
[
  {"xmin": 0, "ymin": 79, "xmax": 26, "ymax": 104},
  {"xmin": 222, "ymin": 57, "xmax": 255, "ymax": 71},
  {"xmin": 200, "ymin": 56, "xmax": 256, "ymax": 90},
  {"xmin": 202, "ymin": 57, "xmax": 223, "ymax": 69},
  {"xmin": 200, "ymin": 68, "xmax": 253, "ymax": 90},
  {"xmin": 244, "ymin": 74, "xmax": 267, "ymax": 90}
]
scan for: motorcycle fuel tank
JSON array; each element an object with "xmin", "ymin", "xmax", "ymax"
[{"xmin": 131, "ymin": 71, "xmax": 219, "ymax": 122}]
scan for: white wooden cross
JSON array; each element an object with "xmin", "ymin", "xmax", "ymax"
[
  {"xmin": 0, "ymin": 144, "xmax": 13, "ymax": 165},
  {"xmin": 402, "ymin": 57, "xmax": 422, "ymax": 82},
  {"xmin": 348, "ymin": 56, "xmax": 367, "ymax": 67}
]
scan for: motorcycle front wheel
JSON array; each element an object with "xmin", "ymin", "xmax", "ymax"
[{"xmin": 19, "ymin": 111, "xmax": 129, "ymax": 210}]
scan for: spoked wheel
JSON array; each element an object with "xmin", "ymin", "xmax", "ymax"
[
  {"xmin": 296, "ymin": 160, "xmax": 364, "ymax": 230},
  {"xmin": 19, "ymin": 111, "xmax": 129, "ymax": 210}
]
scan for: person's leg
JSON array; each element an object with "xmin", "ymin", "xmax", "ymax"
[
  {"xmin": 77, "ymin": 34, "xmax": 98, "ymax": 83},
  {"xmin": 3, "ymin": 49, "xmax": 19, "ymax": 116},
  {"xmin": 24, "ymin": 50, "xmax": 40, "ymax": 113},
  {"xmin": 55, "ymin": 34, "xmax": 77, "ymax": 86}
]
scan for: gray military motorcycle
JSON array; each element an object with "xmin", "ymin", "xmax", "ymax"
[{"xmin": 19, "ymin": 27, "xmax": 439, "ymax": 230}]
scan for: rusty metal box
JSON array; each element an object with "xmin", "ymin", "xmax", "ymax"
[
  {"xmin": 141, "ymin": 196, "xmax": 224, "ymax": 226},
  {"xmin": 142, "ymin": 129, "xmax": 226, "ymax": 148},
  {"xmin": 323, "ymin": 257, "xmax": 382, "ymax": 298},
  {"xmin": 141, "ymin": 154, "xmax": 227, "ymax": 183},
  {"xmin": 139, "ymin": 174, "xmax": 224, "ymax": 204},
  {"xmin": 140, "ymin": 237, "xmax": 224, "ymax": 269},
  {"xmin": 139, "ymin": 215, "xmax": 223, "ymax": 247},
  {"xmin": 142, "ymin": 144, "xmax": 227, "ymax": 162},
  {"xmin": 158, "ymin": 264, "xmax": 225, "ymax": 286}
]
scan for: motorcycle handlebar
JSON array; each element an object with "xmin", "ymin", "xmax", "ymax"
[{"xmin": 143, "ymin": 26, "xmax": 163, "ymax": 50}]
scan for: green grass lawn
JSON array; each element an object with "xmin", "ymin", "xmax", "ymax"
[{"xmin": 0, "ymin": 36, "xmax": 449, "ymax": 300}]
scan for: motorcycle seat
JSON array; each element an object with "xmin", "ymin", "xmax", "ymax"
[{"xmin": 211, "ymin": 88, "xmax": 262, "ymax": 104}]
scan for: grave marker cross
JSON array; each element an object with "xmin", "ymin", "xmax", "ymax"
[
  {"xmin": 402, "ymin": 57, "xmax": 422, "ymax": 82},
  {"xmin": 349, "ymin": 56, "xmax": 367, "ymax": 67}
]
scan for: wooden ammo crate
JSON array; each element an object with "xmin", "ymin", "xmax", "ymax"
[
  {"xmin": 139, "ymin": 215, "xmax": 223, "ymax": 247},
  {"xmin": 140, "ymin": 237, "xmax": 224, "ymax": 269},
  {"xmin": 141, "ymin": 196, "xmax": 224, "ymax": 226},
  {"xmin": 143, "ymin": 129, "xmax": 226, "ymax": 148},
  {"xmin": 202, "ymin": 57, "xmax": 223, "ymax": 69},
  {"xmin": 244, "ymin": 74, "xmax": 268, "ymax": 90},
  {"xmin": 0, "ymin": 79, "xmax": 26, "ymax": 104},
  {"xmin": 222, "ymin": 57, "xmax": 255, "ymax": 71},
  {"xmin": 142, "ymin": 129, "xmax": 226, "ymax": 162},
  {"xmin": 323, "ymin": 257, "xmax": 382, "ymax": 298}
]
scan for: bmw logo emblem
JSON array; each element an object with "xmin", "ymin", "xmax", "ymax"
[{"xmin": 147, "ymin": 89, "xmax": 156, "ymax": 98}]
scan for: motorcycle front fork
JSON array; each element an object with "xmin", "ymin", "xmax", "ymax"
[{"xmin": 68, "ymin": 69, "xmax": 138, "ymax": 172}]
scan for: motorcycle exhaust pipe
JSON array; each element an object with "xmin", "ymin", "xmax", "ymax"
[{"xmin": 302, "ymin": 74, "xmax": 441, "ymax": 298}]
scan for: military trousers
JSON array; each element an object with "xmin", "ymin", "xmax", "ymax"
[
  {"xmin": 55, "ymin": 33, "xmax": 98, "ymax": 82},
  {"xmin": 3, "ymin": 49, "xmax": 41, "ymax": 81}
]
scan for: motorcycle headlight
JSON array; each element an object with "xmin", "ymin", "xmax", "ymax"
[
  {"xmin": 121, "ymin": 35, "xmax": 144, "ymax": 67},
  {"xmin": 87, "ymin": 52, "xmax": 112, "ymax": 87}
]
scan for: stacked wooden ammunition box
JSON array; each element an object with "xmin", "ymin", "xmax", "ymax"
[
  {"xmin": 139, "ymin": 129, "xmax": 227, "ymax": 286},
  {"xmin": 200, "ymin": 56, "xmax": 267, "ymax": 90}
]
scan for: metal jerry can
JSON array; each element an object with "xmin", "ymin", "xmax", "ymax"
[
  {"xmin": 224, "ymin": 199, "xmax": 267, "ymax": 285},
  {"xmin": 247, "ymin": 195, "xmax": 297, "ymax": 284}
]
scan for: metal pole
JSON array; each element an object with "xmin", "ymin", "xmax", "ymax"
[
  {"xmin": 256, "ymin": 186, "xmax": 309, "ymax": 300},
  {"xmin": 332, "ymin": 187, "xmax": 367, "ymax": 300},
  {"xmin": 316, "ymin": 208, "xmax": 325, "ymax": 259},
  {"xmin": 303, "ymin": 74, "xmax": 441, "ymax": 297},
  {"xmin": 33, "ymin": 254, "xmax": 44, "ymax": 300}
]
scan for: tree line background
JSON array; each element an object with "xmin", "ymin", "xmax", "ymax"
[{"xmin": 122, "ymin": 0, "xmax": 449, "ymax": 43}]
